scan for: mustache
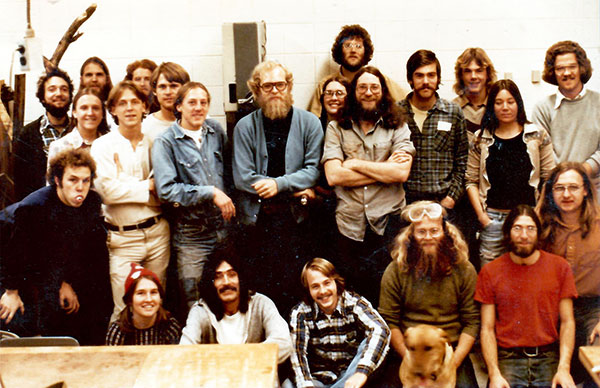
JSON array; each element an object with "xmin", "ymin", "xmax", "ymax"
[{"xmin": 218, "ymin": 285, "xmax": 238, "ymax": 294}]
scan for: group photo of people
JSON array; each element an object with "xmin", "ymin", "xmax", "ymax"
[{"xmin": 0, "ymin": 3, "xmax": 599, "ymax": 386}]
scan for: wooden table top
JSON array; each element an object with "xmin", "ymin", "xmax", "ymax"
[
  {"xmin": 0, "ymin": 343, "xmax": 278, "ymax": 388},
  {"xmin": 579, "ymin": 346, "xmax": 600, "ymax": 386}
]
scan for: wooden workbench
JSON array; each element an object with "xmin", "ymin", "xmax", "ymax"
[
  {"xmin": 579, "ymin": 346, "xmax": 600, "ymax": 386},
  {"xmin": 0, "ymin": 343, "xmax": 278, "ymax": 388}
]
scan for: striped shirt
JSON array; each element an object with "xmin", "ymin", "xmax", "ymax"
[
  {"xmin": 105, "ymin": 317, "xmax": 181, "ymax": 345},
  {"xmin": 290, "ymin": 291, "xmax": 390, "ymax": 387}
]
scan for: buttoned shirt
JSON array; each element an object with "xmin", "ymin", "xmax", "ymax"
[
  {"xmin": 90, "ymin": 129, "xmax": 160, "ymax": 226},
  {"xmin": 39, "ymin": 113, "xmax": 70, "ymax": 155},
  {"xmin": 289, "ymin": 290, "xmax": 390, "ymax": 387},
  {"xmin": 47, "ymin": 129, "xmax": 95, "ymax": 165},
  {"xmin": 322, "ymin": 119, "xmax": 415, "ymax": 241},
  {"xmin": 400, "ymin": 93, "xmax": 468, "ymax": 201},
  {"xmin": 453, "ymin": 94, "xmax": 487, "ymax": 142},
  {"xmin": 554, "ymin": 85, "xmax": 587, "ymax": 109}
]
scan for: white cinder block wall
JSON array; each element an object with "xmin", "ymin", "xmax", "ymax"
[{"xmin": 0, "ymin": 0, "xmax": 598, "ymax": 128}]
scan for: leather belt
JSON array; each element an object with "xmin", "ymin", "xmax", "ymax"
[
  {"xmin": 500, "ymin": 342, "xmax": 558, "ymax": 357},
  {"xmin": 105, "ymin": 215, "xmax": 161, "ymax": 232}
]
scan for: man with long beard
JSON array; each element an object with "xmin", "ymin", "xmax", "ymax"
[
  {"xmin": 232, "ymin": 60, "xmax": 323, "ymax": 316},
  {"xmin": 322, "ymin": 66, "xmax": 414, "ymax": 305},
  {"xmin": 476, "ymin": 204, "xmax": 577, "ymax": 388},
  {"xmin": 13, "ymin": 68, "xmax": 74, "ymax": 201},
  {"xmin": 378, "ymin": 201, "xmax": 479, "ymax": 388}
]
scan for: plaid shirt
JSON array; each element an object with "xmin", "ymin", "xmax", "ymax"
[
  {"xmin": 39, "ymin": 113, "xmax": 70, "ymax": 156},
  {"xmin": 400, "ymin": 93, "xmax": 468, "ymax": 201},
  {"xmin": 290, "ymin": 291, "xmax": 390, "ymax": 387}
]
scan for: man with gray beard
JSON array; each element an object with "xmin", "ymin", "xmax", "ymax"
[{"xmin": 232, "ymin": 60, "xmax": 323, "ymax": 316}]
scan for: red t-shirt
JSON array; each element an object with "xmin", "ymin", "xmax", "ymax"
[{"xmin": 475, "ymin": 250, "xmax": 578, "ymax": 348}]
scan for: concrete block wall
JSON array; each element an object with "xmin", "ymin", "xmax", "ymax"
[{"xmin": 0, "ymin": 0, "xmax": 598, "ymax": 127}]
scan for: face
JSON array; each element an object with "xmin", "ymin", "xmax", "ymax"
[
  {"xmin": 154, "ymin": 74, "xmax": 183, "ymax": 110},
  {"xmin": 131, "ymin": 278, "xmax": 161, "ymax": 321},
  {"xmin": 73, "ymin": 94, "xmax": 103, "ymax": 132},
  {"xmin": 341, "ymin": 37, "xmax": 365, "ymax": 71},
  {"xmin": 258, "ymin": 67, "xmax": 293, "ymax": 120},
  {"xmin": 81, "ymin": 63, "xmax": 107, "ymax": 93},
  {"xmin": 355, "ymin": 72, "xmax": 382, "ymax": 111},
  {"xmin": 554, "ymin": 53, "xmax": 583, "ymax": 95},
  {"xmin": 553, "ymin": 169, "xmax": 588, "ymax": 216},
  {"xmin": 111, "ymin": 89, "xmax": 145, "ymax": 129},
  {"xmin": 54, "ymin": 166, "xmax": 91, "ymax": 207},
  {"xmin": 461, "ymin": 60, "xmax": 488, "ymax": 96},
  {"xmin": 494, "ymin": 89, "xmax": 518, "ymax": 125},
  {"xmin": 411, "ymin": 63, "xmax": 438, "ymax": 101},
  {"xmin": 306, "ymin": 269, "xmax": 338, "ymax": 315},
  {"xmin": 43, "ymin": 76, "xmax": 70, "ymax": 109},
  {"xmin": 177, "ymin": 87, "xmax": 210, "ymax": 131},
  {"xmin": 510, "ymin": 215, "xmax": 538, "ymax": 258},
  {"xmin": 214, "ymin": 261, "xmax": 240, "ymax": 306},
  {"xmin": 412, "ymin": 217, "xmax": 445, "ymax": 256},
  {"xmin": 323, "ymin": 81, "xmax": 347, "ymax": 117},
  {"xmin": 131, "ymin": 68, "xmax": 153, "ymax": 96}
]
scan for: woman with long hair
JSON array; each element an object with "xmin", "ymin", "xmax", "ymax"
[{"xmin": 318, "ymin": 75, "xmax": 350, "ymax": 130}]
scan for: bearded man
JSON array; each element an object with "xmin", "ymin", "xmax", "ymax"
[
  {"xmin": 232, "ymin": 60, "xmax": 323, "ymax": 316},
  {"xmin": 378, "ymin": 201, "xmax": 479, "ymax": 388}
]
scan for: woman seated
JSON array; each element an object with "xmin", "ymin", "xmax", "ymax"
[{"xmin": 106, "ymin": 263, "xmax": 181, "ymax": 345}]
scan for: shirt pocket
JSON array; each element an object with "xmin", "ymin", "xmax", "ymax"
[
  {"xmin": 434, "ymin": 128, "xmax": 453, "ymax": 153},
  {"xmin": 373, "ymin": 142, "xmax": 391, "ymax": 162},
  {"xmin": 341, "ymin": 141, "xmax": 364, "ymax": 159},
  {"xmin": 213, "ymin": 150, "xmax": 224, "ymax": 177}
]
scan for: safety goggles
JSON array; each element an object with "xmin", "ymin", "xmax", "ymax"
[{"xmin": 406, "ymin": 202, "xmax": 443, "ymax": 222}]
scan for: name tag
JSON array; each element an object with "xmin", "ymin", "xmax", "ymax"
[{"xmin": 437, "ymin": 121, "xmax": 452, "ymax": 131}]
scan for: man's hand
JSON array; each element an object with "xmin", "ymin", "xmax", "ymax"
[
  {"xmin": 552, "ymin": 366, "xmax": 576, "ymax": 388},
  {"xmin": 148, "ymin": 178, "xmax": 156, "ymax": 194},
  {"xmin": 440, "ymin": 196, "xmax": 455, "ymax": 210},
  {"xmin": 488, "ymin": 373, "xmax": 510, "ymax": 388},
  {"xmin": 583, "ymin": 162, "xmax": 594, "ymax": 177},
  {"xmin": 388, "ymin": 151, "xmax": 413, "ymax": 164},
  {"xmin": 0, "ymin": 290, "xmax": 24, "ymax": 323},
  {"xmin": 213, "ymin": 188, "xmax": 236, "ymax": 221},
  {"xmin": 478, "ymin": 213, "xmax": 492, "ymax": 228},
  {"xmin": 589, "ymin": 319, "xmax": 600, "ymax": 344},
  {"xmin": 344, "ymin": 372, "xmax": 368, "ymax": 388},
  {"xmin": 59, "ymin": 281, "xmax": 80, "ymax": 314},
  {"xmin": 292, "ymin": 188, "xmax": 316, "ymax": 201},
  {"xmin": 252, "ymin": 179, "xmax": 278, "ymax": 199}
]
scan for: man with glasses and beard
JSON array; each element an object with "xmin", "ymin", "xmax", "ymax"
[
  {"xmin": 13, "ymin": 68, "xmax": 74, "ymax": 201},
  {"xmin": 232, "ymin": 60, "xmax": 323, "ymax": 316},
  {"xmin": 307, "ymin": 24, "xmax": 406, "ymax": 116},
  {"xmin": 378, "ymin": 201, "xmax": 479, "ymax": 388},
  {"xmin": 322, "ymin": 66, "xmax": 414, "ymax": 305},
  {"xmin": 476, "ymin": 205, "xmax": 577, "ymax": 388}
]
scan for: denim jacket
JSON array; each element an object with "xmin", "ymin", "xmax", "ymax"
[{"xmin": 152, "ymin": 119, "xmax": 228, "ymax": 226}]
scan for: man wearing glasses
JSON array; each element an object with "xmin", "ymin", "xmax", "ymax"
[
  {"xmin": 378, "ymin": 201, "xmax": 479, "ymax": 388},
  {"xmin": 399, "ymin": 50, "xmax": 468, "ymax": 220},
  {"xmin": 232, "ymin": 60, "xmax": 323, "ymax": 316},
  {"xmin": 476, "ymin": 205, "xmax": 577, "ymax": 388},
  {"xmin": 322, "ymin": 66, "xmax": 414, "ymax": 305},
  {"xmin": 307, "ymin": 24, "xmax": 406, "ymax": 116}
]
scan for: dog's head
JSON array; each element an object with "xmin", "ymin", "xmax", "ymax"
[{"xmin": 403, "ymin": 325, "xmax": 450, "ymax": 385}]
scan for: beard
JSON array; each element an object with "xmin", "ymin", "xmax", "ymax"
[
  {"xmin": 341, "ymin": 55, "xmax": 367, "ymax": 73},
  {"xmin": 407, "ymin": 235, "xmax": 456, "ymax": 280},
  {"xmin": 509, "ymin": 238, "xmax": 538, "ymax": 258},
  {"xmin": 356, "ymin": 100, "xmax": 384, "ymax": 122},
  {"xmin": 42, "ymin": 100, "xmax": 70, "ymax": 119},
  {"xmin": 260, "ymin": 92, "xmax": 293, "ymax": 120}
]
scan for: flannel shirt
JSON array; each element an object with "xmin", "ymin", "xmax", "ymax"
[
  {"xmin": 39, "ymin": 113, "xmax": 69, "ymax": 155},
  {"xmin": 400, "ymin": 93, "xmax": 468, "ymax": 201},
  {"xmin": 289, "ymin": 290, "xmax": 390, "ymax": 387}
]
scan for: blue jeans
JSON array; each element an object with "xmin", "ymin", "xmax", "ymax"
[
  {"xmin": 497, "ymin": 347, "xmax": 558, "ymax": 387},
  {"xmin": 173, "ymin": 223, "xmax": 227, "ymax": 309},
  {"xmin": 479, "ymin": 209, "xmax": 508, "ymax": 268},
  {"xmin": 572, "ymin": 297, "xmax": 600, "ymax": 387}
]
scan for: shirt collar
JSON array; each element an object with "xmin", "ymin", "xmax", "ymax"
[
  {"xmin": 40, "ymin": 112, "xmax": 70, "ymax": 133},
  {"xmin": 312, "ymin": 291, "xmax": 346, "ymax": 320},
  {"xmin": 554, "ymin": 85, "xmax": 587, "ymax": 109}
]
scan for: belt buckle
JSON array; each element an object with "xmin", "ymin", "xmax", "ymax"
[{"xmin": 523, "ymin": 346, "xmax": 538, "ymax": 357}]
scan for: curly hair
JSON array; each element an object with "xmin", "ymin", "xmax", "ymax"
[
  {"xmin": 47, "ymin": 148, "xmax": 96, "ymax": 188},
  {"xmin": 247, "ymin": 60, "xmax": 294, "ymax": 100},
  {"xmin": 453, "ymin": 47, "xmax": 497, "ymax": 96},
  {"xmin": 331, "ymin": 24, "xmax": 374, "ymax": 67},
  {"xmin": 124, "ymin": 59, "xmax": 157, "ymax": 81},
  {"xmin": 35, "ymin": 67, "xmax": 74, "ymax": 105},
  {"xmin": 542, "ymin": 40, "xmax": 593, "ymax": 85},
  {"xmin": 300, "ymin": 258, "xmax": 345, "ymax": 305}
]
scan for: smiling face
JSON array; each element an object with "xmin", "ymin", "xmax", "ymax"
[
  {"xmin": 494, "ymin": 89, "xmax": 518, "ymax": 126},
  {"xmin": 306, "ymin": 269, "xmax": 338, "ymax": 315},
  {"xmin": 461, "ymin": 60, "xmax": 488, "ymax": 96},
  {"xmin": 412, "ymin": 217, "xmax": 445, "ymax": 256},
  {"xmin": 131, "ymin": 277, "xmax": 161, "ymax": 324},
  {"xmin": 74, "ymin": 94, "xmax": 103, "ymax": 133},
  {"xmin": 111, "ymin": 88, "xmax": 145, "ymax": 130},
  {"xmin": 81, "ymin": 63, "xmax": 107, "ymax": 93},
  {"xmin": 554, "ymin": 53, "xmax": 583, "ymax": 97},
  {"xmin": 177, "ymin": 87, "xmax": 209, "ymax": 131},
  {"xmin": 323, "ymin": 81, "xmax": 347, "ymax": 118},
  {"xmin": 355, "ymin": 72, "xmax": 382, "ymax": 111},
  {"xmin": 214, "ymin": 261, "xmax": 240, "ymax": 309},
  {"xmin": 55, "ymin": 165, "xmax": 91, "ymax": 208}
]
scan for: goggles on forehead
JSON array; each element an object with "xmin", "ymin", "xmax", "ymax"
[{"xmin": 405, "ymin": 202, "xmax": 444, "ymax": 222}]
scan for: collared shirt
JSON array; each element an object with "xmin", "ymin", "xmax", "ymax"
[
  {"xmin": 400, "ymin": 93, "xmax": 468, "ymax": 201},
  {"xmin": 453, "ymin": 94, "xmax": 487, "ymax": 139},
  {"xmin": 90, "ymin": 129, "xmax": 160, "ymax": 226},
  {"xmin": 39, "ymin": 113, "xmax": 70, "ymax": 155},
  {"xmin": 554, "ymin": 85, "xmax": 587, "ymax": 109},
  {"xmin": 47, "ymin": 129, "xmax": 95, "ymax": 165},
  {"xmin": 322, "ymin": 119, "xmax": 415, "ymax": 241},
  {"xmin": 289, "ymin": 291, "xmax": 390, "ymax": 387}
]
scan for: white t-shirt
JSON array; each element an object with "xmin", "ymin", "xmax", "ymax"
[
  {"xmin": 216, "ymin": 311, "xmax": 245, "ymax": 344},
  {"xmin": 142, "ymin": 113, "xmax": 175, "ymax": 141}
]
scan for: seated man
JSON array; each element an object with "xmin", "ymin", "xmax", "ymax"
[
  {"xmin": 180, "ymin": 245, "xmax": 292, "ymax": 367},
  {"xmin": 476, "ymin": 205, "xmax": 577, "ymax": 388},
  {"xmin": 289, "ymin": 258, "xmax": 390, "ymax": 388}
]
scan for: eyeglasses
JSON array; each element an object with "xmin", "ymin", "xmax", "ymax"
[
  {"xmin": 553, "ymin": 184, "xmax": 583, "ymax": 194},
  {"xmin": 406, "ymin": 202, "xmax": 443, "ymax": 222},
  {"xmin": 356, "ymin": 84, "xmax": 381, "ymax": 94},
  {"xmin": 511, "ymin": 225, "xmax": 537, "ymax": 235},
  {"xmin": 343, "ymin": 43, "xmax": 363, "ymax": 50},
  {"xmin": 324, "ymin": 90, "xmax": 347, "ymax": 98},
  {"xmin": 555, "ymin": 65, "xmax": 578, "ymax": 74},
  {"xmin": 259, "ymin": 82, "xmax": 288, "ymax": 92},
  {"xmin": 414, "ymin": 227, "xmax": 443, "ymax": 239}
]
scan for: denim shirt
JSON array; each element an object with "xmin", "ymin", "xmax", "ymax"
[{"xmin": 152, "ymin": 119, "xmax": 227, "ymax": 226}]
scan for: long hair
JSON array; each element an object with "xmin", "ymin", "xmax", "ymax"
[
  {"xmin": 117, "ymin": 274, "xmax": 171, "ymax": 333},
  {"xmin": 480, "ymin": 79, "xmax": 530, "ymax": 136},
  {"xmin": 300, "ymin": 258, "xmax": 345, "ymax": 305},
  {"xmin": 125, "ymin": 59, "xmax": 157, "ymax": 81},
  {"xmin": 69, "ymin": 87, "xmax": 109, "ymax": 136},
  {"xmin": 542, "ymin": 40, "xmax": 592, "ymax": 86},
  {"xmin": 501, "ymin": 204, "xmax": 542, "ymax": 250},
  {"xmin": 331, "ymin": 24, "xmax": 374, "ymax": 67},
  {"xmin": 319, "ymin": 75, "xmax": 350, "ymax": 129},
  {"xmin": 338, "ymin": 66, "xmax": 406, "ymax": 130},
  {"xmin": 80, "ymin": 57, "xmax": 113, "ymax": 101},
  {"xmin": 536, "ymin": 162, "xmax": 599, "ymax": 249},
  {"xmin": 453, "ymin": 48, "xmax": 497, "ymax": 96}
]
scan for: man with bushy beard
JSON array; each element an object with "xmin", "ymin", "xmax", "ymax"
[
  {"xmin": 232, "ymin": 60, "xmax": 323, "ymax": 316},
  {"xmin": 476, "ymin": 204, "xmax": 577, "ymax": 388},
  {"xmin": 322, "ymin": 66, "xmax": 414, "ymax": 305},
  {"xmin": 399, "ymin": 50, "xmax": 468, "ymax": 220},
  {"xmin": 13, "ymin": 68, "xmax": 74, "ymax": 201},
  {"xmin": 378, "ymin": 201, "xmax": 479, "ymax": 388}
]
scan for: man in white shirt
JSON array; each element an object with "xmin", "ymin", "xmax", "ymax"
[{"xmin": 90, "ymin": 81, "xmax": 170, "ymax": 322}]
